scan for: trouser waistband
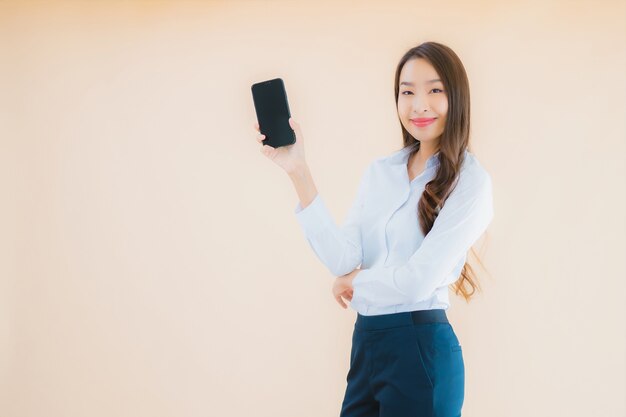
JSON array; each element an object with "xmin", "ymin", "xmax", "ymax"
[{"xmin": 355, "ymin": 309, "xmax": 448, "ymax": 331}]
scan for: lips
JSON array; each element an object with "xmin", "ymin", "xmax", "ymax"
[{"xmin": 410, "ymin": 117, "xmax": 436, "ymax": 127}]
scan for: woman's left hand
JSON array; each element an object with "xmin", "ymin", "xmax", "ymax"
[{"xmin": 332, "ymin": 268, "xmax": 362, "ymax": 309}]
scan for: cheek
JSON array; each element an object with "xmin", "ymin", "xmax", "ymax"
[{"xmin": 435, "ymin": 98, "xmax": 448, "ymax": 115}]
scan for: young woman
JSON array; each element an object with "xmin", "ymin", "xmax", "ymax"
[{"xmin": 254, "ymin": 41, "xmax": 494, "ymax": 417}]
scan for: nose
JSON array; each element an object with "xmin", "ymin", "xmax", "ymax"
[{"xmin": 411, "ymin": 93, "xmax": 430, "ymax": 114}]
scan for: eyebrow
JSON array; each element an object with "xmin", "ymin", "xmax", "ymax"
[{"xmin": 400, "ymin": 79, "xmax": 442, "ymax": 86}]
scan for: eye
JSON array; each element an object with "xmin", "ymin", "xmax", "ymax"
[{"xmin": 401, "ymin": 89, "xmax": 444, "ymax": 95}]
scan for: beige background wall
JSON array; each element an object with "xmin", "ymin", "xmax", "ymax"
[{"xmin": 1, "ymin": 1, "xmax": 624, "ymax": 416}]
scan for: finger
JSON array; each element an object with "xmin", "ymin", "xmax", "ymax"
[
  {"xmin": 254, "ymin": 122, "xmax": 260, "ymax": 132},
  {"xmin": 289, "ymin": 117, "xmax": 299, "ymax": 133},
  {"xmin": 335, "ymin": 294, "xmax": 346, "ymax": 309},
  {"xmin": 341, "ymin": 295, "xmax": 349, "ymax": 308},
  {"xmin": 260, "ymin": 144, "xmax": 275, "ymax": 157},
  {"xmin": 256, "ymin": 133, "xmax": 266, "ymax": 143}
]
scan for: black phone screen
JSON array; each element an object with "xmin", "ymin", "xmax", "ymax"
[{"xmin": 251, "ymin": 78, "xmax": 296, "ymax": 148}]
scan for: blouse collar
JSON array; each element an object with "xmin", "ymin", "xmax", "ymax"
[{"xmin": 390, "ymin": 144, "xmax": 441, "ymax": 169}]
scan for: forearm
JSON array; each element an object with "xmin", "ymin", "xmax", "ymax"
[
  {"xmin": 288, "ymin": 162, "xmax": 319, "ymax": 210},
  {"xmin": 290, "ymin": 162, "xmax": 363, "ymax": 276},
  {"xmin": 351, "ymin": 265, "xmax": 427, "ymax": 307}
]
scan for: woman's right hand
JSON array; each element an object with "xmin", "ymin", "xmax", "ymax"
[{"xmin": 254, "ymin": 117, "xmax": 307, "ymax": 174}]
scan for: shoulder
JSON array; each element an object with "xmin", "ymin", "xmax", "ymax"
[
  {"xmin": 360, "ymin": 152, "xmax": 393, "ymax": 177},
  {"xmin": 368, "ymin": 155, "xmax": 390, "ymax": 171},
  {"xmin": 460, "ymin": 150, "xmax": 489, "ymax": 176},
  {"xmin": 367, "ymin": 146, "xmax": 408, "ymax": 171},
  {"xmin": 456, "ymin": 151, "xmax": 493, "ymax": 196}
]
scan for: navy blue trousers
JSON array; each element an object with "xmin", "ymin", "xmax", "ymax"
[{"xmin": 340, "ymin": 309, "xmax": 464, "ymax": 417}]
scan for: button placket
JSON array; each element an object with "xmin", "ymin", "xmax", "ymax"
[{"xmin": 383, "ymin": 187, "xmax": 410, "ymax": 265}]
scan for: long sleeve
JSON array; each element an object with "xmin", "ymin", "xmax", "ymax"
[
  {"xmin": 294, "ymin": 163, "xmax": 372, "ymax": 277},
  {"xmin": 351, "ymin": 169, "xmax": 494, "ymax": 307}
]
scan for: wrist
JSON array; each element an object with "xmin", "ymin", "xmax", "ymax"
[{"xmin": 287, "ymin": 161, "xmax": 309, "ymax": 178}]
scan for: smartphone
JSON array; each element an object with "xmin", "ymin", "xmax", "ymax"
[{"xmin": 251, "ymin": 78, "xmax": 296, "ymax": 148}]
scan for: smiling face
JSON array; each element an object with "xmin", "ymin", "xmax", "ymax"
[{"xmin": 397, "ymin": 58, "xmax": 448, "ymax": 148}]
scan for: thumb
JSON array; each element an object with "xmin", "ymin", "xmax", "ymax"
[{"xmin": 289, "ymin": 117, "xmax": 302, "ymax": 141}]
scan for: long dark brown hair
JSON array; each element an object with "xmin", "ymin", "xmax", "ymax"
[{"xmin": 394, "ymin": 41, "xmax": 489, "ymax": 302}]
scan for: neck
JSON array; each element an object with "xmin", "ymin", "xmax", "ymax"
[{"xmin": 415, "ymin": 142, "xmax": 439, "ymax": 162}]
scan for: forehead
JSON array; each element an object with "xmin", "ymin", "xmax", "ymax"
[{"xmin": 399, "ymin": 58, "xmax": 441, "ymax": 85}]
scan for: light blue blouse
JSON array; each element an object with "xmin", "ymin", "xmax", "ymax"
[{"xmin": 294, "ymin": 145, "xmax": 494, "ymax": 316}]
